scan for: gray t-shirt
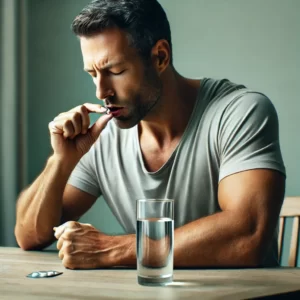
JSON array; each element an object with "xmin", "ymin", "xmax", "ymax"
[{"xmin": 68, "ymin": 78, "xmax": 286, "ymax": 267}]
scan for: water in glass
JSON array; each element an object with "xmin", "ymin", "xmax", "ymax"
[{"xmin": 137, "ymin": 217, "xmax": 174, "ymax": 285}]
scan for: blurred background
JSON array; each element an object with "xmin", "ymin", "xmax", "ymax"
[{"xmin": 0, "ymin": 0, "xmax": 299, "ymax": 265}]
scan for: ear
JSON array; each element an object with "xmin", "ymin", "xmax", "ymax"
[{"xmin": 151, "ymin": 39, "xmax": 171, "ymax": 74}]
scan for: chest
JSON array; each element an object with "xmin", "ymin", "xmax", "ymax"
[{"xmin": 139, "ymin": 139, "xmax": 180, "ymax": 172}]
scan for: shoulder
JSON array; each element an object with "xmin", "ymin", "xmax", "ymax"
[
  {"xmin": 221, "ymin": 91, "xmax": 278, "ymax": 123},
  {"xmin": 200, "ymin": 78, "xmax": 274, "ymax": 112},
  {"xmin": 217, "ymin": 91, "xmax": 281, "ymax": 150},
  {"xmin": 200, "ymin": 85, "xmax": 280, "ymax": 151},
  {"xmin": 200, "ymin": 77, "xmax": 278, "ymax": 125}
]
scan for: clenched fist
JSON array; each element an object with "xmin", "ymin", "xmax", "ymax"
[
  {"xmin": 54, "ymin": 221, "xmax": 118, "ymax": 269},
  {"xmin": 48, "ymin": 103, "xmax": 112, "ymax": 163}
]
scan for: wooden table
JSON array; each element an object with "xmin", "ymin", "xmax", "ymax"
[{"xmin": 1, "ymin": 247, "xmax": 300, "ymax": 299}]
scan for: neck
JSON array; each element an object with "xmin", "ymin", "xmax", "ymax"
[{"xmin": 139, "ymin": 68, "xmax": 200, "ymax": 147}]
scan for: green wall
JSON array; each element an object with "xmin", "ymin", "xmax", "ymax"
[{"xmin": 25, "ymin": 0, "xmax": 300, "ymax": 262}]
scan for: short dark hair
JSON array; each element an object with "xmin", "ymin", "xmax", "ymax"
[{"xmin": 71, "ymin": 0, "xmax": 173, "ymax": 64}]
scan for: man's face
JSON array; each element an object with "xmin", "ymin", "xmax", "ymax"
[{"xmin": 80, "ymin": 28, "xmax": 162, "ymax": 129}]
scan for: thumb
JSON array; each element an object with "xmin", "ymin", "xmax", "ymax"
[{"xmin": 89, "ymin": 113, "xmax": 113, "ymax": 141}]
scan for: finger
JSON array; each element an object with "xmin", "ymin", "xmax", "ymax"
[
  {"xmin": 59, "ymin": 103, "xmax": 106, "ymax": 115},
  {"xmin": 54, "ymin": 109, "xmax": 90, "ymax": 135},
  {"xmin": 61, "ymin": 227, "xmax": 77, "ymax": 241},
  {"xmin": 56, "ymin": 237, "xmax": 64, "ymax": 250},
  {"xmin": 58, "ymin": 242, "xmax": 73, "ymax": 260},
  {"xmin": 54, "ymin": 113, "xmax": 82, "ymax": 139},
  {"xmin": 63, "ymin": 120, "xmax": 75, "ymax": 139},
  {"xmin": 50, "ymin": 118, "xmax": 75, "ymax": 139},
  {"xmin": 79, "ymin": 106, "xmax": 90, "ymax": 134},
  {"xmin": 48, "ymin": 121, "xmax": 63, "ymax": 134},
  {"xmin": 81, "ymin": 103, "xmax": 107, "ymax": 114},
  {"xmin": 67, "ymin": 221, "xmax": 81, "ymax": 229},
  {"xmin": 57, "ymin": 221, "xmax": 81, "ymax": 238},
  {"xmin": 52, "ymin": 112, "xmax": 80, "ymax": 122},
  {"xmin": 62, "ymin": 255, "xmax": 75, "ymax": 270},
  {"xmin": 68, "ymin": 103, "xmax": 106, "ymax": 115},
  {"xmin": 81, "ymin": 104, "xmax": 108, "ymax": 135},
  {"xmin": 58, "ymin": 244, "xmax": 64, "ymax": 260},
  {"xmin": 53, "ymin": 112, "xmax": 68, "ymax": 122},
  {"xmin": 54, "ymin": 226, "xmax": 65, "ymax": 240},
  {"xmin": 51, "ymin": 103, "xmax": 107, "ymax": 138},
  {"xmin": 54, "ymin": 222, "xmax": 70, "ymax": 239},
  {"xmin": 89, "ymin": 114, "xmax": 113, "ymax": 141},
  {"xmin": 70, "ymin": 112, "xmax": 82, "ymax": 139}
]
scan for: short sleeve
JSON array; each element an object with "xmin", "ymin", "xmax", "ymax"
[
  {"xmin": 67, "ymin": 146, "xmax": 101, "ymax": 197},
  {"xmin": 218, "ymin": 91, "xmax": 286, "ymax": 181}
]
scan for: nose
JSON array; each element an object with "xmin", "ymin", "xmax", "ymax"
[{"xmin": 94, "ymin": 74, "xmax": 114, "ymax": 100}]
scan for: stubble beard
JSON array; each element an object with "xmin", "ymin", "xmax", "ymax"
[{"xmin": 114, "ymin": 67, "xmax": 162, "ymax": 129}]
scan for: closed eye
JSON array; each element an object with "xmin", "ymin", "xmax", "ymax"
[{"xmin": 109, "ymin": 70, "xmax": 126, "ymax": 75}]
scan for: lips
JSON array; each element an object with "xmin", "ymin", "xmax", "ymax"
[{"xmin": 106, "ymin": 106, "xmax": 124, "ymax": 117}]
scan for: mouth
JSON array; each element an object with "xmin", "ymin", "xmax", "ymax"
[{"xmin": 105, "ymin": 106, "xmax": 124, "ymax": 117}]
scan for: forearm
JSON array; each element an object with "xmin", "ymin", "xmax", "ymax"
[
  {"xmin": 15, "ymin": 155, "xmax": 77, "ymax": 250},
  {"xmin": 112, "ymin": 234, "xmax": 136, "ymax": 266},
  {"xmin": 114, "ymin": 212, "xmax": 263, "ymax": 268},
  {"xmin": 174, "ymin": 211, "xmax": 263, "ymax": 267}
]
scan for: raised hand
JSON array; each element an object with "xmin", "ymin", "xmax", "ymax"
[{"xmin": 48, "ymin": 103, "xmax": 112, "ymax": 163}]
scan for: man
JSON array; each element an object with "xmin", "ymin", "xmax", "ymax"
[{"xmin": 15, "ymin": 0, "xmax": 285, "ymax": 269}]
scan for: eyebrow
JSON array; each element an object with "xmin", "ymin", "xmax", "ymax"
[{"xmin": 84, "ymin": 61, "xmax": 125, "ymax": 73}]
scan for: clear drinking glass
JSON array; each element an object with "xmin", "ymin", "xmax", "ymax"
[{"xmin": 136, "ymin": 199, "xmax": 174, "ymax": 286}]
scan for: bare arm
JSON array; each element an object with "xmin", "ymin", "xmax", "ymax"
[
  {"xmin": 173, "ymin": 169, "xmax": 285, "ymax": 267},
  {"xmin": 15, "ymin": 164, "xmax": 97, "ymax": 250},
  {"xmin": 15, "ymin": 103, "xmax": 112, "ymax": 250},
  {"xmin": 15, "ymin": 156, "xmax": 74, "ymax": 249}
]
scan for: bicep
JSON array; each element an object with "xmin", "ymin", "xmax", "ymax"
[
  {"xmin": 217, "ymin": 92, "xmax": 286, "ymax": 234},
  {"xmin": 61, "ymin": 184, "xmax": 98, "ymax": 222},
  {"xmin": 218, "ymin": 169, "xmax": 285, "ymax": 238}
]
